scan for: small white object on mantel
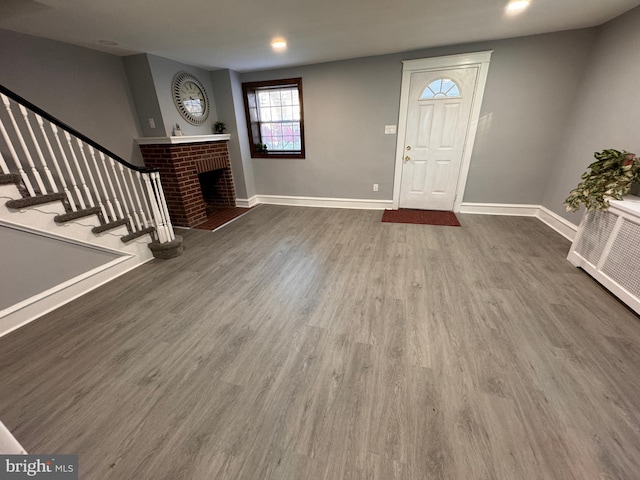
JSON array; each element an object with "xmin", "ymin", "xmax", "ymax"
[{"xmin": 136, "ymin": 134, "xmax": 231, "ymax": 145}]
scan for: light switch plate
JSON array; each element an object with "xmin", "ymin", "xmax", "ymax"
[{"xmin": 384, "ymin": 125, "xmax": 397, "ymax": 135}]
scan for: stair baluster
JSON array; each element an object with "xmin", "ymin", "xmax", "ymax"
[
  {"xmin": 107, "ymin": 157, "xmax": 134, "ymax": 230},
  {"xmin": 98, "ymin": 151, "xmax": 123, "ymax": 221},
  {"xmin": 137, "ymin": 171, "xmax": 155, "ymax": 231},
  {"xmin": 36, "ymin": 115, "xmax": 73, "ymax": 207},
  {"xmin": 50, "ymin": 124, "xmax": 82, "ymax": 211},
  {"xmin": 143, "ymin": 172, "xmax": 169, "ymax": 243},
  {"xmin": 152, "ymin": 171, "xmax": 175, "ymax": 242},
  {"xmin": 1, "ymin": 95, "xmax": 47, "ymax": 194},
  {"xmin": 64, "ymin": 131, "xmax": 93, "ymax": 209},
  {"xmin": 18, "ymin": 105, "xmax": 57, "ymax": 194},
  {"xmin": 127, "ymin": 168, "xmax": 149, "ymax": 230},
  {"xmin": 0, "ymin": 95, "xmax": 35, "ymax": 196},
  {"xmin": 75, "ymin": 140, "xmax": 105, "ymax": 221},
  {"xmin": 0, "ymin": 150, "xmax": 10, "ymax": 174},
  {"xmin": 86, "ymin": 145, "xmax": 116, "ymax": 222},
  {"xmin": 118, "ymin": 163, "xmax": 142, "ymax": 232}
]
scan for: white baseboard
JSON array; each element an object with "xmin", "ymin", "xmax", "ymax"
[
  {"xmin": 238, "ymin": 197, "xmax": 578, "ymax": 239},
  {"xmin": 0, "ymin": 254, "xmax": 152, "ymax": 338},
  {"xmin": 254, "ymin": 194, "xmax": 393, "ymax": 210},
  {"xmin": 235, "ymin": 195, "xmax": 259, "ymax": 208},
  {"xmin": 536, "ymin": 206, "xmax": 578, "ymax": 241},
  {"xmin": 458, "ymin": 202, "xmax": 539, "ymax": 216},
  {"xmin": 458, "ymin": 202, "xmax": 578, "ymax": 241}
]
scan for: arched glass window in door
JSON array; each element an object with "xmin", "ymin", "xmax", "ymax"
[{"xmin": 420, "ymin": 78, "xmax": 461, "ymax": 99}]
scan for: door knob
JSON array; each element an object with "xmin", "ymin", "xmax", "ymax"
[{"xmin": 404, "ymin": 155, "xmax": 411, "ymax": 162}]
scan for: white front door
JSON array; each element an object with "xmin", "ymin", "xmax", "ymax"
[{"xmin": 394, "ymin": 52, "xmax": 492, "ymax": 212}]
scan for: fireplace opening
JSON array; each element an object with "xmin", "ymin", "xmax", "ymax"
[{"xmin": 198, "ymin": 169, "xmax": 235, "ymax": 212}]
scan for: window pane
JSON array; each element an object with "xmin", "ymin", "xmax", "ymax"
[
  {"xmin": 280, "ymin": 89, "xmax": 292, "ymax": 106},
  {"xmin": 259, "ymin": 107, "xmax": 271, "ymax": 121},
  {"xmin": 270, "ymin": 91, "xmax": 282, "ymax": 106},
  {"xmin": 249, "ymin": 106, "xmax": 258, "ymax": 122},
  {"xmin": 420, "ymin": 78, "xmax": 461, "ymax": 99},
  {"xmin": 258, "ymin": 91, "xmax": 271, "ymax": 106}
]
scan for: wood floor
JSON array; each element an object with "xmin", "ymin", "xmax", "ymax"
[{"xmin": 1, "ymin": 205, "xmax": 640, "ymax": 479}]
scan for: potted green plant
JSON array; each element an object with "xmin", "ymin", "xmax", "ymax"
[
  {"xmin": 255, "ymin": 142, "xmax": 269, "ymax": 153},
  {"xmin": 214, "ymin": 121, "xmax": 226, "ymax": 134},
  {"xmin": 564, "ymin": 149, "xmax": 640, "ymax": 212}
]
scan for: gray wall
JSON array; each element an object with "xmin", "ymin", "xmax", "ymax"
[
  {"xmin": 543, "ymin": 6, "xmax": 640, "ymax": 223},
  {"xmin": 122, "ymin": 54, "xmax": 166, "ymax": 138},
  {"xmin": 0, "ymin": 225, "xmax": 120, "ymax": 310},
  {"xmin": 145, "ymin": 54, "xmax": 218, "ymax": 137},
  {"xmin": 240, "ymin": 55, "xmax": 402, "ymax": 200},
  {"xmin": 239, "ymin": 29, "xmax": 596, "ymax": 204},
  {"xmin": 210, "ymin": 69, "xmax": 256, "ymax": 200},
  {"xmin": 0, "ymin": 29, "xmax": 145, "ymax": 165}
]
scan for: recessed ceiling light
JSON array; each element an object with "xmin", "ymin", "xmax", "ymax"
[
  {"xmin": 98, "ymin": 39, "xmax": 118, "ymax": 46},
  {"xmin": 506, "ymin": 0, "xmax": 530, "ymax": 14},
  {"xmin": 271, "ymin": 39, "xmax": 287, "ymax": 51}
]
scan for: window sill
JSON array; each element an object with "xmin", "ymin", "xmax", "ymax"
[{"xmin": 252, "ymin": 152, "xmax": 305, "ymax": 159}]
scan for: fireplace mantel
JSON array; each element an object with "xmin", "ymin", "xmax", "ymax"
[{"xmin": 136, "ymin": 134, "xmax": 231, "ymax": 145}]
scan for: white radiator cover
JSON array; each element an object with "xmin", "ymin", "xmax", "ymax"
[{"xmin": 568, "ymin": 196, "xmax": 640, "ymax": 315}]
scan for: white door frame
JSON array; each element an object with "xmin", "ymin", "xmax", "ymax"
[{"xmin": 392, "ymin": 51, "xmax": 493, "ymax": 211}]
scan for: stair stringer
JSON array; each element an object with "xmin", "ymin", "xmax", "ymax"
[{"xmin": 0, "ymin": 184, "xmax": 154, "ymax": 259}]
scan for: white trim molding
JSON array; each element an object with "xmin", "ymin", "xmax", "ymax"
[
  {"xmin": 459, "ymin": 202, "xmax": 578, "ymax": 241},
  {"xmin": 255, "ymin": 195, "xmax": 393, "ymax": 210},
  {"xmin": 393, "ymin": 50, "xmax": 493, "ymax": 211},
  {"xmin": 0, "ymin": 254, "xmax": 153, "ymax": 338},
  {"xmin": 458, "ymin": 202, "xmax": 539, "ymax": 217},
  {"xmin": 135, "ymin": 134, "xmax": 230, "ymax": 145},
  {"xmin": 235, "ymin": 195, "xmax": 259, "ymax": 208},
  {"xmin": 536, "ymin": 206, "xmax": 578, "ymax": 242}
]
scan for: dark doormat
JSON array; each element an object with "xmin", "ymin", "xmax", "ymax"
[
  {"xmin": 193, "ymin": 207, "xmax": 254, "ymax": 231},
  {"xmin": 381, "ymin": 208, "xmax": 461, "ymax": 226}
]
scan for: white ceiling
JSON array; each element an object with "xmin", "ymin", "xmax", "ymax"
[{"xmin": 1, "ymin": 0, "xmax": 639, "ymax": 72}]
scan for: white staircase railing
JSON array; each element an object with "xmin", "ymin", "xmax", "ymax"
[{"xmin": 0, "ymin": 84, "xmax": 175, "ymax": 245}]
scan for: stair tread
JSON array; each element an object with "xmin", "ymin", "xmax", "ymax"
[
  {"xmin": 0, "ymin": 173, "xmax": 22, "ymax": 185},
  {"xmin": 92, "ymin": 218, "xmax": 128, "ymax": 234},
  {"xmin": 6, "ymin": 192, "xmax": 66, "ymax": 209},
  {"xmin": 55, "ymin": 207, "xmax": 101, "ymax": 223},
  {"xmin": 121, "ymin": 226, "xmax": 155, "ymax": 243}
]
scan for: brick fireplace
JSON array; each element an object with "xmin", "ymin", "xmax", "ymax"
[{"xmin": 138, "ymin": 135, "xmax": 235, "ymax": 227}]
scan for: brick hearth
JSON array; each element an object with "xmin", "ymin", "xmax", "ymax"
[{"xmin": 140, "ymin": 140, "xmax": 235, "ymax": 227}]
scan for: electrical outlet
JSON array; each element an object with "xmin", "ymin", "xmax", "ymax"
[
  {"xmin": 148, "ymin": 118, "xmax": 156, "ymax": 129},
  {"xmin": 373, "ymin": 183, "xmax": 379, "ymax": 192}
]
